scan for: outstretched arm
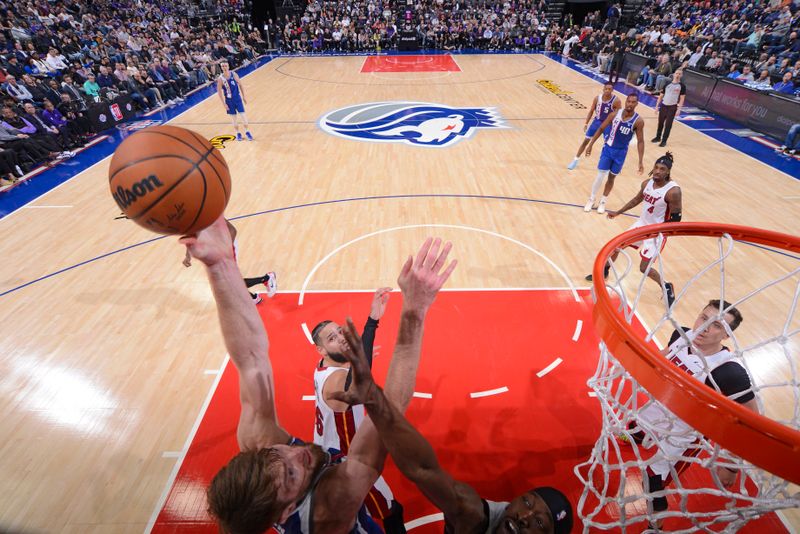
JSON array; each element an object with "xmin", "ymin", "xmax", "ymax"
[
  {"xmin": 607, "ymin": 179, "xmax": 647, "ymax": 219},
  {"xmin": 345, "ymin": 286, "xmax": 392, "ymax": 391},
  {"xmin": 332, "ymin": 320, "xmax": 486, "ymax": 529},
  {"xmin": 181, "ymin": 216, "xmax": 289, "ymax": 450},
  {"xmin": 313, "ymin": 239, "xmax": 457, "ymax": 530},
  {"xmin": 381, "ymin": 237, "xmax": 457, "ymax": 411}
]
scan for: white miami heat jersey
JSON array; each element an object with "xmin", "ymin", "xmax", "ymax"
[
  {"xmin": 313, "ymin": 365, "xmax": 366, "ymax": 454},
  {"xmin": 312, "ymin": 364, "xmax": 396, "ymax": 520},
  {"xmin": 638, "ymin": 179, "xmax": 678, "ymax": 226},
  {"xmin": 638, "ymin": 330, "xmax": 736, "ymax": 439}
]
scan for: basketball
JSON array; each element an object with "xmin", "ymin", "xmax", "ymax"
[{"xmin": 108, "ymin": 125, "xmax": 231, "ymax": 235}]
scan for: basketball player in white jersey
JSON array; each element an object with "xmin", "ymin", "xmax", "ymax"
[
  {"xmin": 183, "ymin": 219, "xmax": 276, "ymax": 303},
  {"xmin": 585, "ymin": 152, "xmax": 681, "ymax": 307},
  {"xmin": 618, "ymin": 300, "xmax": 757, "ymax": 530},
  {"xmin": 329, "ymin": 320, "xmax": 574, "ymax": 534},
  {"xmin": 216, "ymin": 61, "xmax": 253, "ymax": 141},
  {"xmin": 311, "ymin": 288, "xmax": 406, "ymax": 533},
  {"xmin": 567, "ymin": 81, "xmax": 621, "ymax": 170},
  {"xmin": 185, "ymin": 221, "xmax": 457, "ymax": 534}
]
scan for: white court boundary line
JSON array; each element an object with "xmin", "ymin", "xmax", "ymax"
[
  {"xmin": 298, "ymin": 223, "xmax": 580, "ymax": 305},
  {"xmin": 370, "ymin": 70, "xmax": 453, "ymax": 81},
  {"xmin": 0, "ymin": 58, "xmax": 267, "ymax": 224},
  {"xmin": 536, "ymin": 357, "xmax": 563, "ymax": 378},
  {"xmin": 572, "ymin": 319, "xmax": 584, "ymax": 341},
  {"xmin": 470, "ymin": 386, "xmax": 509, "ymax": 398},
  {"xmin": 405, "ymin": 512, "xmax": 445, "ymax": 530},
  {"xmin": 539, "ymin": 54, "xmax": 800, "ymax": 183},
  {"xmin": 288, "ymin": 286, "xmax": 590, "ymax": 294},
  {"xmin": 145, "ymin": 354, "xmax": 229, "ymax": 533},
  {"xmin": 301, "ymin": 322, "xmax": 314, "ymax": 344}
]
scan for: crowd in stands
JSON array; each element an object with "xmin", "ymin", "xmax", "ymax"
[
  {"xmin": 0, "ymin": 0, "xmax": 266, "ymax": 186},
  {"xmin": 2, "ymin": 0, "xmax": 798, "ymax": 185},
  {"xmin": 548, "ymin": 0, "xmax": 800, "ymax": 99},
  {"xmin": 265, "ymin": 0, "xmax": 551, "ymax": 53},
  {"xmin": 268, "ymin": 0, "xmax": 799, "ymax": 98}
]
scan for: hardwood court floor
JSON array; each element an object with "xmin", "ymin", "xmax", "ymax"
[{"xmin": 0, "ymin": 54, "xmax": 798, "ymax": 533}]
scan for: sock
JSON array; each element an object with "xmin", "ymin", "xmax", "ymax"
[
  {"xmin": 572, "ymin": 156, "xmax": 580, "ymax": 162},
  {"xmin": 591, "ymin": 171, "xmax": 608, "ymax": 198}
]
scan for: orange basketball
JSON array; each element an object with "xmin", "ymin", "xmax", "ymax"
[{"xmin": 108, "ymin": 125, "xmax": 231, "ymax": 235}]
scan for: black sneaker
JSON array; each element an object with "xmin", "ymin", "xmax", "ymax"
[
  {"xmin": 651, "ymin": 136, "xmax": 661, "ymax": 143},
  {"xmin": 664, "ymin": 282, "xmax": 676, "ymax": 307},
  {"xmin": 659, "ymin": 140, "xmax": 667, "ymax": 147}
]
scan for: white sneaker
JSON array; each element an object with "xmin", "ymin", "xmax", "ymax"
[
  {"xmin": 265, "ymin": 271, "xmax": 277, "ymax": 298},
  {"xmin": 584, "ymin": 199, "xmax": 595, "ymax": 212},
  {"xmin": 567, "ymin": 158, "xmax": 579, "ymax": 170},
  {"xmin": 597, "ymin": 200, "xmax": 607, "ymax": 214},
  {"xmin": 251, "ymin": 293, "xmax": 263, "ymax": 305},
  {"xmin": 167, "ymin": 99, "xmax": 175, "ymax": 106}
]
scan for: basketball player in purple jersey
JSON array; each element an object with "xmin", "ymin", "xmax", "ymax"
[
  {"xmin": 583, "ymin": 93, "xmax": 645, "ymax": 214},
  {"xmin": 216, "ymin": 61, "xmax": 253, "ymax": 141},
  {"xmin": 567, "ymin": 81, "xmax": 621, "ymax": 170}
]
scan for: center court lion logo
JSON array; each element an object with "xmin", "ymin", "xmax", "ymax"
[{"xmin": 319, "ymin": 102, "xmax": 506, "ymax": 148}]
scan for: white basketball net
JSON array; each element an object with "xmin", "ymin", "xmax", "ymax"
[{"xmin": 575, "ymin": 231, "xmax": 800, "ymax": 533}]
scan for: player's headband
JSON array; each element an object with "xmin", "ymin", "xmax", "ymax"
[{"xmin": 532, "ymin": 486, "xmax": 573, "ymax": 534}]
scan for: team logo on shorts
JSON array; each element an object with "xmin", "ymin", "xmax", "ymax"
[{"xmin": 319, "ymin": 102, "xmax": 506, "ymax": 148}]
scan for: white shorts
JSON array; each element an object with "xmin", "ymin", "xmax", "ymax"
[
  {"xmin": 627, "ymin": 222, "xmax": 667, "ymax": 260},
  {"xmin": 637, "ymin": 402, "xmax": 698, "ymax": 481}
]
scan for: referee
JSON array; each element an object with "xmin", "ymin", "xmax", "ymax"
[{"xmin": 652, "ymin": 70, "xmax": 687, "ymax": 147}]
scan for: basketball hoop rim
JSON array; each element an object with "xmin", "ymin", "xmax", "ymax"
[{"xmin": 592, "ymin": 221, "xmax": 800, "ymax": 484}]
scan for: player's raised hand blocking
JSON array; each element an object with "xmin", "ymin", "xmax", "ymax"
[
  {"xmin": 329, "ymin": 318, "xmax": 380, "ymax": 407},
  {"xmin": 398, "ymin": 237, "xmax": 457, "ymax": 314},
  {"xmin": 179, "ymin": 215, "xmax": 235, "ymax": 267},
  {"xmin": 369, "ymin": 287, "xmax": 393, "ymax": 321}
]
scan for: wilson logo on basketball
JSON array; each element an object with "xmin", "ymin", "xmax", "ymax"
[{"xmin": 112, "ymin": 175, "xmax": 165, "ymax": 210}]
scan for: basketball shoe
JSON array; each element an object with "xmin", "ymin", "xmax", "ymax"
[{"xmin": 265, "ymin": 272, "xmax": 277, "ymax": 298}]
